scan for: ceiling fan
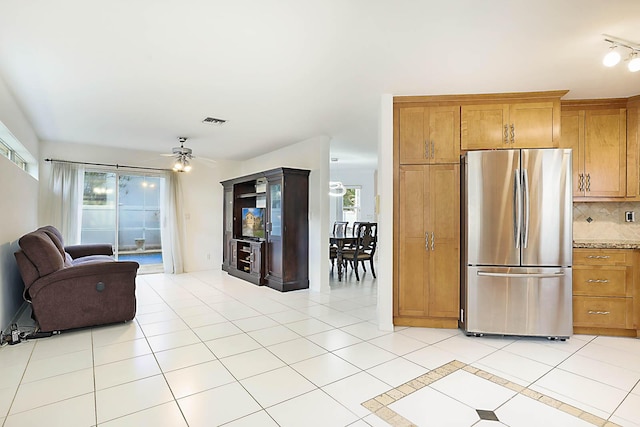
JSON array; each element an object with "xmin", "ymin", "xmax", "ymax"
[{"xmin": 163, "ymin": 137, "xmax": 194, "ymax": 172}]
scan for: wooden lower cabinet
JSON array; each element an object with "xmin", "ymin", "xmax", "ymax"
[
  {"xmin": 394, "ymin": 164, "xmax": 460, "ymax": 327},
  {"xmin": 572, "ymin": 248, "xmax": 639, "ymax": 337}
]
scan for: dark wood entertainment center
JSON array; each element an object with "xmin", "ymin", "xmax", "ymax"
[{"xmin": 221, "ymin": 167, "xmax": 310, "ymax": 291}]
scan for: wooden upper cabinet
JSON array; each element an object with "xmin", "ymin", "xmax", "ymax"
[
  {"xmin": 585, "ymin": 109, "xmax": 626, "ymax": 197},
  {"xmin": 461, "ymin": 101, "xmax": 558, "ymax": 150},
  {"xmin": 626, "ymin": 96, "xmax": 640, "ymax": 199},
  {"xmin": 398, "ymin": 105, "xmax": 460, "ymax": 164},
  {"xmin": 510, "ymin": 102, "xmax": 557, "ymax": 148},
  {"xmin": 560, "ymin": 100, "xmax": 627, "ymax": 199},
  {"xmin": 460, "ymin": 104, "xmax": 509, "ymax": 150}
]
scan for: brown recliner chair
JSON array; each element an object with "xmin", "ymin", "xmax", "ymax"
[{"xmin": 14, "ymin": 225, "xmax": 139, "ymax": 332}]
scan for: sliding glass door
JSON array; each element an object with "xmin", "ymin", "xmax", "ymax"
[{"xmin": 81, "ymin": 170, "xmax": 164, "ymax": 270}]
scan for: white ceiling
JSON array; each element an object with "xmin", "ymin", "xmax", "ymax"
[{"xmin": 1, "ymin": 0, "xmax": 640, "ymax": 168}]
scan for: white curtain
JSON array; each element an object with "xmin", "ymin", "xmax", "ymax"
[
  {"xmin": 47, "ymin": 162, "xmax": 85, "ymax": 244},
  {"xmin": 160, "ymin": 171, "xmax": 184, "ymax": 274}
]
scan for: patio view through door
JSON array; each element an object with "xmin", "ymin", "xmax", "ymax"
[{"xmin": 81, "ymin": 170, "xmax": 164, "ymax": 271}]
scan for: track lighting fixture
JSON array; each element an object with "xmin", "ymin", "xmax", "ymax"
[{"xmin": 603, "ymin": 35, "xmax": 640, "ymax": 72}]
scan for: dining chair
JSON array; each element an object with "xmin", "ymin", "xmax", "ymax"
[
  {"xmin": 330, "ymin": 221, "xmax": 349, "ymax": 271},
  {"xmin": 343, "ymin": 221, "xmax": 368, "ymax": 271},
  {"xmin": 342, "ymin": 222, "xmax": 377, "ymax": 281},
  {"xmin": 332, "ymin": 221, "xmax": 348, "ymax": 236}
]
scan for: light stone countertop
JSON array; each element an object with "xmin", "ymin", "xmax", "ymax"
[{"xmin": 573, "ymin": 240, "xmax": 640, "ymax": 249}]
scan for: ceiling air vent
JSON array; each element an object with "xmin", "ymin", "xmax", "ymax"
[{"xmin": 202, "ymin": 117, "xmax": 227, "ymax": 125}]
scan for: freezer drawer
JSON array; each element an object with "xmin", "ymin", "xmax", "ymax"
[{"xmin": 463, "ymin": 266, "xmax": 572, "ymax": 338}]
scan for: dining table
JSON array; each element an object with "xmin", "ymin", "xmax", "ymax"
[{"xmin": 330, "ymin": 232, "xmax": 357, "ymax": 281}]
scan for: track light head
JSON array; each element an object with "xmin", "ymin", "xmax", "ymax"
[
  {"xmin": 603, "ymin": 45, "xmax": 621, "ymax": 67},
  {"xmin": 629, "ymin": 51, "xmax": 640, "ymax": 72}
]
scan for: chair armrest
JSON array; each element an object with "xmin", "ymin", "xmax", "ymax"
[
  {"xmin": 28, "ymin": 261, "xmax": 138, "ymax": 299},
  {"xmin": 65, "ymin": 244, "xmax": 114, "ymax": 258}
]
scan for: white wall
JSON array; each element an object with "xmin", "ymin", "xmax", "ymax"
[
  {"xmin": 236, "ymin": 135, "xmax": 330, "ymax": 292},
  {"xmin": 377, "ymin": 94, "xmax": 394, "ymax": 331},
  {"xmin": 179, "ymin": 159, "xmax": 240, "ymax": 272},
  {"xmin": 0, "ymin": 75, "xmax": 40, "ymax": 330}
]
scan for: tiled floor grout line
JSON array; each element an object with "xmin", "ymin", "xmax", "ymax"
[
  {"xmin": 142, "ymin": 277, "xmax": 388, "ymax": 425},
  {"xmin": 141, "ymin": 276, "xmax": 329, "ymax": 427},
  {"xmin": 361, "ymin": 360, "xmax": 624, "ymax": 427}
]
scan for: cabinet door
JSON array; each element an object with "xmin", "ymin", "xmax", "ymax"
[
  {"xmin": 397, "ymin": 165, "xmax": 460, "ymax": 319},
  {"xmin": 222, "ymin": 185, "xmax": 234, "ymax": 267},
  {"xmin": 560, "ymin": 110, "xmax": 585, "ymax": 197},
  {"xmin": 431, "ymin": 106, "xmax": 461, "ymax": 163},
  {"xmin": 461, "ymin": 104, "xmax": 509, "ymax": 150},
  {"xmin": 400, "ymin": 106, "xmax": 461, "ymax": 164},
  {"xmin": 584, "ymin": 109, "xmax": 627, "ymax": 197},
  {"xmin": 397, "ymin": 165, "xmax": 430, "ymax": 317},
  {"xmin": 399, "ymin": 107, "xmax": 429, "ymax": 164},
  {"xmin": 428, "ymin": 165, "xmax": 460, "ymax": 318},
  {"xmin": 250, "ymin": 242, "xmax": 262, "ymax": 276},
  {"xmin": 510, "ymin": 102, "xmax": 556, "ymax": 148},
  {"xmin": 266, "ymin": 177, "xmax": 283, "ymax": 280}
]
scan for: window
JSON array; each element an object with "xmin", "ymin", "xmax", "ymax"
[
  {"xmin": 0, "ymin": 139, "xmax": 9, "ymax": 158},
  {"xmin": 0, "ymin": 121, "xmax": 36, "ymax": 176},
  {"xmin": 342, "ymin": 186, "xmax": 361, "ymax": 225},
  {"xmin": 0, "ymin": 138, "xmax": 27, "ymax": 171}
]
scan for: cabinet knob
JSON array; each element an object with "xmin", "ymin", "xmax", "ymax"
[
  {"xmin": 431, "ymin": 232, "xmax": 435, "ymax": 251},
  {"xmin": 586, "ymin": 174, "xmax": 591, "ymax": 192},
  {"xmin": 587, "ymin": 310, "xmax": 610, "ymax": 315},
  {"xmin": 586, "ymin": 255, "xmax": 610, "ymax": 259},
  {"xmin": 586, "ymin": 279, "xmax": 609, "ymax": 283},
  {"xmin": 510, "ymin": 124, "xmax": 515, "ymax": 144},
  {"xmin": 503, "ymin": 125, "xmax": 509, "ymax": 144},
  {"xmin": 425, "ymin": 232, "xmax": 430, "ymax": 251}
]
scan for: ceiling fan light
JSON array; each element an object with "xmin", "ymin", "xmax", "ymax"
[
  {"xmin": 603, "ymin": 48, "xmax": 621, "ymax": 67},
  {"xmin": 628, "ymin": 53, "xmax": 640, "ymax": 72},
  {"xmin": 183, "ymin": 162, "xmax": 192, "ymax": 172},
  {"xmin": 173, "ymin": 159, "xmax": 184, "ymax": 171}
]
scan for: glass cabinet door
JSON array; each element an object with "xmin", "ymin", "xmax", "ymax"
[
  {"xmin": 224, "ymin": 187, "xmax": 233, "ymax": 232},
  {"xmin": 269, "ymin": 182, "xmax": 282, "ymax": 236}
]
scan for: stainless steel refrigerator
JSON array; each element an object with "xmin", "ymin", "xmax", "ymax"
[{"xmin": 460, "ymin": 149, "xmax": 573, "ymax": 339}]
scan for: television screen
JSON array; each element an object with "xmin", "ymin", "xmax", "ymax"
[{"xmin": 242, "ymin": 207, "xmax": 265, "ymax": 239}]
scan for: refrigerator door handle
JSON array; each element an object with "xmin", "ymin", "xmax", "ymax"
[
  {"xmin": 522, "ymin": 168, "xmax": 530, "ymax": 249},
  {"xmin": 514, "ymin": 169, "xmax": 522, "ymax": 249},
  {"xmin": 477, "ymin": 271, "xmax": 565, "ymax": 278}
]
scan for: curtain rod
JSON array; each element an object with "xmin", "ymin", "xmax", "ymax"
[{"xmin": 44, "ymin": 158, "xmax": 172, "ymax": 172}]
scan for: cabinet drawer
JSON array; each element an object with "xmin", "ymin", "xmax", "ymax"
[
  {"xmin": 573, "ymin": 296, "xmax": 631, "ymax": 329},
  {"xmin": 572, "ymin": 266, "xmax": 627, "ymax": 297},
  {"xmin": 573, "ymin": 249, "xmax": 631, "ymax": 266}
]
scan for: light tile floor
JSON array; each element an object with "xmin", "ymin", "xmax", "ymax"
[{"xmin": 0, "ymin": 269, "xmax": 639, "ymax": 426}]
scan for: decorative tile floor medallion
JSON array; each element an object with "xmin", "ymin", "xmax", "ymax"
[
  {"xmin": 476, "ymin": 409, "xmax": 499, "ymax": 421},
  {"xmin": 361, "ymin": 360, "xmax": 623, "ymax": 427}
]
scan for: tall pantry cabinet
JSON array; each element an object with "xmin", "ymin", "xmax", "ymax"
[{"xmin": 394, "ymin": 99, "xmax": 461, "ymax": 327}]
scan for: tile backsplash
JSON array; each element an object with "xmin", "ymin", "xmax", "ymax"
[{"xmin": 573, "ymin": 202, "xmax": 640, "ymax": 241}]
